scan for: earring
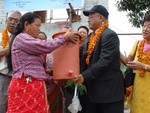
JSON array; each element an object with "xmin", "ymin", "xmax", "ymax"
[{"xmin": 26, "ymin": 28, "xmax": 29, "ymax": 32}]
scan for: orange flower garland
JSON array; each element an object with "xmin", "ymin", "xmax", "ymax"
[
  {"xmin": 1, "ymin": 28, "xmax": 10, "ymax": 48},
  {"xmin": 86, "ymin": 22, "xmax": 108, "ymax": 64},
  {"xmin": 126, "ymin": 86, "xmax": 133, "ymax": 97},
  {"xmin": 137, "ymin": 39, "xmax": 150, "ymax": 77}
]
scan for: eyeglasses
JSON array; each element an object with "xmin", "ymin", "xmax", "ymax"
[{"xmin": 7, "ymin": 17, "xmax": 19, "ymax": 24}]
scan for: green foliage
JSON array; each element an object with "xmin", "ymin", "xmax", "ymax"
[
  {"xmin": 120, "ymin": 63, "xmax": 127, "ymax": 76},
  {"xmin": 115, "ymin": 0, "xmax": 150, "ymax": 28},
  {"xmin": 65, "ymin": 79, "xmax": 75, "ymax": 88},
  {"xmin": 65, "ymin": 79, "xmax": 87, "ymax": 95}
]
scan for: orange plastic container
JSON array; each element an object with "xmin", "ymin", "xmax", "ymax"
[{"xmin": 52, "ymin": 29, "xmax": 80, "ymax": 81}]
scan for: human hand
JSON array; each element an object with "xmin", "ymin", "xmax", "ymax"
[
  {"xmin": 63, "ymin": 29, "xmax": 81, "ymax": 44},
  {"xmin": 78, "ymin": 32, "xmax": 86, "ymax": 44},
  {"xmin": 127, "ymin": 60, "xmax": 145, "ymax": 70},
  {"xmin": 73, "ymin": 74, "xmax": 84, "ymax": 84},
  {"xmin": 54, "ymin": 80, "xmax": 59, "ymax": 84},
  {"xmin": 0, "ymin": 46, "xmax": 9, "ymax": 58}
]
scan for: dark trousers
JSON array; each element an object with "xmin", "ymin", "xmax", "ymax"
[
  {"xmin": 62, "ymin": 85, "xmax": 76, "ymax": 113},
  {"xmin": 79, "ymin": 95, "xmax": 124, "ymax": 113},
  {"xmin": 0, "ymin": 74, "xmax": 11, "ymax": 113}
]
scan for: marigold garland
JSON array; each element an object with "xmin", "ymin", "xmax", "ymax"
[
  {"xmin": 137, "ymin": 39, "xmax": 150, "ymax": 77},
  {"xmin": 125, "ymin": 86, "xmax": 133, "ymax": 97},
  {"xmin": 1, "ymin": 28, "xmax": 10, "ymax": 48},
  {"xmin": 124, "ymin": 86, "xmax": 133, "ymax": 108},
  {"xmin": 86, "ymin": 22, "xmax": 108, "ymax": 64}
]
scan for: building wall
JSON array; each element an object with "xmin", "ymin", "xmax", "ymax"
[
  {"xmin": 0, "ymin": 0, "xmax": 7, "ymax": 31},
  {"xmin": 0, "ymin": 0, "xmax": 7, "ymax": 24},
  {"xmin": 0, "ymin": 0, "xmax": 108, "ymax": 38}
]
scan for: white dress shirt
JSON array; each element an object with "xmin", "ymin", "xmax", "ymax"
[{"xmin": 0, "ymin": 31, "xmax": 11, "ymax": 75}]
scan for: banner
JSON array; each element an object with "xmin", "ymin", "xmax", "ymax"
[{"xmin": 4, "ymin": 0, "xmax": 84, "ymax": 12}]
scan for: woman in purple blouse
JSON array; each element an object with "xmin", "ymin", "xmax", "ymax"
[{"xmin": 6, "ymin": 12, "xmax": 80, "ymax": 113}]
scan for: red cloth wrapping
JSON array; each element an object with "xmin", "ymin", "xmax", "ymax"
[{"xmin": 46, "ymin": 82, "xmax": 64, "ymax": 113}]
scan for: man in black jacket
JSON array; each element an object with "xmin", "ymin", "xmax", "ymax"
[{"xmin": 75, "ymin": 5, "xmax": 124, "ymax": 113}]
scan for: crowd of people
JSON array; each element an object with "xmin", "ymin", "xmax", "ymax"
[{"xmin": 0, "ymin": 4, "xmax": 149, "ymax": 113}]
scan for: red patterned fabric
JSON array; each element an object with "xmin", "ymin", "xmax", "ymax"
[
  {"xmin": 47, "ymin": 82, "xmax": 64, "ymax": 113},
  {"xmin": 6, "ymin": 76, "xmax": 50, "ymax": 113}
]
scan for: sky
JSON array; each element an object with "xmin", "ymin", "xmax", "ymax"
[
  {"xmin": 108, "ymin": 0, "xmax": 142, "ymax": 55},
  {"xmin": 109, "ymin": 0, "xmax": 141, "ymax": 33}
]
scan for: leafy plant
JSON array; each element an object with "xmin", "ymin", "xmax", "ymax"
[
  {"xmin": 65, "ymin": 79, "xmax": 87, "ymax": 95},
  {"xmin": 115, "ymin": 0, "xmax": 150, "ymax": 28}
]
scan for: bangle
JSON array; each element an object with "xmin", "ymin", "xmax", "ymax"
[{"xmin": 144, "ymin": 65, "xmax": 148, "ymax": 71}]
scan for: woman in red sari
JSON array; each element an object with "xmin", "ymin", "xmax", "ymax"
[{"xmin": 6, "ymin": 12, "xmax": 80, "ymax": 113}]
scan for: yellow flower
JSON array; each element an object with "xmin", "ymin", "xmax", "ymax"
[{"xmin": 2, "ymin": 28, "xmax": 10, "ymax": 48}]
